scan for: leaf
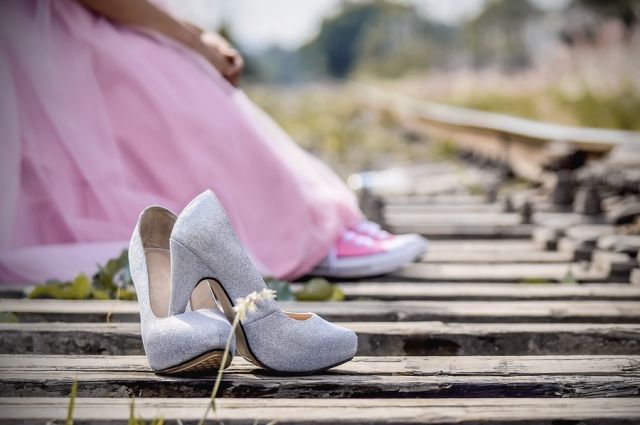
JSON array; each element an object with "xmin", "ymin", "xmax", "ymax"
[
  {"xmin": 295, "ymin": 278, "xmax": 337, "ymax": 301},
  {"xmin": 90, "ymin": 289, "xmax": 111, "ymax": 300},
  {"xmin": 29, "ymin": 274, "xmax": 91, "ymax": 300},
  {"xmin": 116, "ymin": 288, "xmax": 138, "ymax": 301},
  {"xmin": 93, "ymin": 249, "xmax": 132, "ymax": 292},
  {"xmin": 0, "ymin": 312, "xmax": 18, "ymax": 323},
  {"xmin": 329, "ymin": 285, "xmax": 346, "ymax": 301},
  {"xmin": 265, "ymin": 278, "xmax": 295, "ymax": 301}
]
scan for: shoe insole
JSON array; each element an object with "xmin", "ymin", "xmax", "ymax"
[
  {"xmin": 145, "ymin": 247, "xmax": 216, "ymax": 317},
  {"xmin": 145, "ymin": 248, "xmax": 171, "ymax": 318}
]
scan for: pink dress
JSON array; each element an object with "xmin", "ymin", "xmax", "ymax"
[{"xmin": 0, "ymin": 0, "xmax": 362, "ymax": 284}]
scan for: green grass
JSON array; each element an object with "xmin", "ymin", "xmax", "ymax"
[
  {"xmin": 29, "ymin": 250, "xmax": 136, "ymax": 301},
  {"xmin": 452, "ymin": 84, "xmax": 640, "ymax": 131},
  {"xmin": 552, "ymin": 84, "xmax": 640, "ymax": 131},
  {"xmin": 246, "ymin": 84, "xmax": 434, "ymax": 177}
]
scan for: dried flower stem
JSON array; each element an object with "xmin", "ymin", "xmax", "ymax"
[{"xmin": 198, "ymin": 289, "xmax": 276, "ymax": 425}]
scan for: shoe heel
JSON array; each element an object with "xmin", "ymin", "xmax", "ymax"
[
  {"xmin": 168, "ymin": 238, "xmax": 212, "ymax": 315},
  {"xmin": 170, "ymin": 237, "xmax": 263, "ymax": 366},
  {"xmin": 130, "ymin": 206, "xmax": 235, "ymax": 374}
]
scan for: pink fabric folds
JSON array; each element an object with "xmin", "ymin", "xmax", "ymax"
[{"xmin": 0, "ymin": 0, "xmax": 362, "ymax": 284}]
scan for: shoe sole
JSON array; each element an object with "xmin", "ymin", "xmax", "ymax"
[
  {"xmin": 311, "ymin": 237, "xmax": 427, "ymax": 278},
  {"xmin": 157, "ymin": 349, "xmax": 231, "ymax": 376}
]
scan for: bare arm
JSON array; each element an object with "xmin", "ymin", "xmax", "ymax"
[
  {"xmin": 77, "ymin": 0, "xmax": 200, "ymax": 48},
  {"xmin": 76, "ymin": 0, "xmax": 243, "ymax": 85}
]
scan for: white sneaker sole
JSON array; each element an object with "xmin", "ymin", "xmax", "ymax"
[{"xmin": 311, "ymin": 234, "xmax": 427, "ymax": 278}]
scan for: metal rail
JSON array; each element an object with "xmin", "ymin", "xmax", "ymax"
[{"xmin": 360, "ymin": 86, "xmax": 640, "ymax": 183}]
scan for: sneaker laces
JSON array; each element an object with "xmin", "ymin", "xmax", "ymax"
[
  {"xmin": 325, "ymin": 230, "xmax": 376, "ymax": 272},
  {"xmin": 341, "ymin": 229, "xmax": 375, "ymax": 248},
  {"xmin": 355, "ymin": 221, "xmax": 391, "ymax": 239}
]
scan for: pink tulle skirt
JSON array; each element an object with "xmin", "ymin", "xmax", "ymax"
[{"xmin": 0, "ymin": 0, "xmax": 362, "ymax": 284}]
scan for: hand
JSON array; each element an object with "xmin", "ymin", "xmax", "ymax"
[{"xmin": 194, "ymin": 31, "xmax": 244, "ymax": 86}]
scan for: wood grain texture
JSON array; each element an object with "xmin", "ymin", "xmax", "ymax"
[
  {"xmin": 386, "ymin": 223, "xmax": 534, "ymax": 239},
  {"xmin": 0, "ymin": 355, "xmax": 638, "ymax": 398},
  {"xmin": 421, "ymin": 250, "xmax": 573, "ymax": 263},
  {"xmin": 2, "ymin": 397, "xmax": 639, "ymax": 424},
  {"xmin": 3, "ymin": 299, "xmax": 639, "ymax": 323},
  {"xmin": 2, "ymin": 322, "xmax": 639, "ymax": 356},
  {"xmin": 381, "ymin": 263, "xmax": 608, "ymax": 283},
  {"xmin": 330, "ymin": 283, "xmax": 640, "ymax": 301},
  {"xmin": 4, "ymin": 354, "xmax": 639, "ymax": 376}
]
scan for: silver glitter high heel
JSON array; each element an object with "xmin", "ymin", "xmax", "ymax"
[
  {"xmin": 168, "ymin": 190, "xmax": 358, "ymax": 374},
  {"xmin": 129, "ymin": 205, "xmax": 235, "ymax": 375}
]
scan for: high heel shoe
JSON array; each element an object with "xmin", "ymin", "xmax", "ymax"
[
  {"xmin": 129, "ymin": 205, "xmax": 236, "ymax": 375},
  {"xmin": 168, "ymin": 190, "xmax": 357, "ymax": 374}
]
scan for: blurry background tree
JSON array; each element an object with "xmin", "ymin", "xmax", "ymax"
[
  {"xmin": 165, "ymin": 0, "xmax": 639, "ymax": 173},
  {"xmin": 464, "ymin": 0, "xmax": 542, "ymax": 70}
]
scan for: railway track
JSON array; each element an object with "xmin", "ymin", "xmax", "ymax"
[{"xmin": 1, "ymin": 110, "xmax": 639, "ymax": 423}]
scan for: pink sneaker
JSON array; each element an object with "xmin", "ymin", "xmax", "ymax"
[
  {"xmin": 352, "ymin": 220, "xmax": 393, "ymax": 240},
  {"xmin": 311, "ymin": 226, "xmax": 427, "ymax": 278}
]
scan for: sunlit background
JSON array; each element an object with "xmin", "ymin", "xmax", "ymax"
[{"xmin": 164, "ymin": 0, "xmax": 640, "ymax": 175}]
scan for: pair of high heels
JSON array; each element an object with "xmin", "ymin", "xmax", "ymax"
[{"xmin": 129, "ymin": 190, "xmax": 357, "ymax": 375}]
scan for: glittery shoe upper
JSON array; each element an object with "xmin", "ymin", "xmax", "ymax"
[
  {"xmin": 129, "ymin": 206, "xmax": 234, "ymax": 372},
  {"xmin": 168, "ymin": 190, "xmax": 358, "ymax": 373}
]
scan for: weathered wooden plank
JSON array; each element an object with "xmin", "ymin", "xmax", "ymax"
[
  {"xmin": 386, "ymin": 203, "xmax": 504, "ymax": 213},
  {"xmin": 350, "ymin": 322, "xmax": 640, "ymax": 356},
  {"xmin": 3, "ymin": 299, "xmax": 640, "ymax": 323},
  {"xmin": 334, "ymin": 283, "xmax": 640, "ymax": 301},
  {"xmin": 353, "ymin": 166, "xmax": 487, "ymax": 198},
  {"xmin": 381, "ymin": 191, "xmax": 487, "ymax": 202},
  {"xmin": 387, "ymin": 212, "xmax": 525, "ymax": 226},
  {"xmin": 2, "ymin": 397, "xmax": 639, "ymax": 425},
  {"xmin": 387, "ymin": 212, "xmax": 586, "ymax": 226},
  {"xmin": 386, "ymin": 223, "xmax": 534, "ymax": 239},
  {"xmin": 419, "ymin": 239, "xmax": 574, "ymax": 263},
  {"xmin": 424, "ymin": 240, "xmax": 538, "ymax": 252},
  {"xmin": 2, "ymin": 322, "xmax": 638, "ymax": 356},
  {"xmin": 380, "ymin": 263, "xmax": 608, "ymax": 283},
  {"xmin": 1, "ymin": 355, "xmax": 638, "ymax": 398},
  {"xmin": 422, "ymin": 250, "xmax": 573, "ymax": 263},
  {"xmin": 4, "ymin": 354, "xmax": 640, "ymax": 376},
  {"xmin": 0, "ymin": 286, "xmax": 25, "ymax": 299}
]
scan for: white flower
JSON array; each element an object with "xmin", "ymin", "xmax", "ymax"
[{"xmin": 233, "ymin": 289, "xmax": 277, "ymax": 322}]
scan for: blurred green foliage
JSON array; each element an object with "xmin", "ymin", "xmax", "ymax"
[
  {"xmin": 572, "ymin": 0, "xmax": 640, "ymax": 30},
  {"xmin": 247, "ymin": 0, "xmax": 557, "ymax": 82},
  {"xmin": 295, "ymin": 278, "xmax": 346, "ymax": 302},
  {"xmin": 466, "ymin": 0, "xmax": 541, "ymax": 70},
  {"xmin": 0, "ymin": 312, "xmax": 18, "ymax": 323},
  {"xmin": 248, "ymin": 0, "xmax": 457, "ymax": 82},
  {"xmin": 246, "ymin": 85, "xmax": 432, "ymax": 176},
  {"xmin": 31, "ymin": 248, "xmax": 345, "ymax": 303},
  {"xmin": 29, "ymin": 250, "xmax": 136, "ymax": 300},
  {"xmin": 266, "ymin": 277, "xmax": 345, "ymax": 302},
  {"xmin": 265, "ymin": 278, "xmax": 296, "ymax": 301},
  {"xmin": 552, "ymin": 84, "xmax": 640, "ymax": 131},
  {"xmin": 454, "ymin": 85, "xmax": 640, "ymax": 131},
  {"xmin": 429, "ymin": 139, "xmax": 459, "ymax": 161}
]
